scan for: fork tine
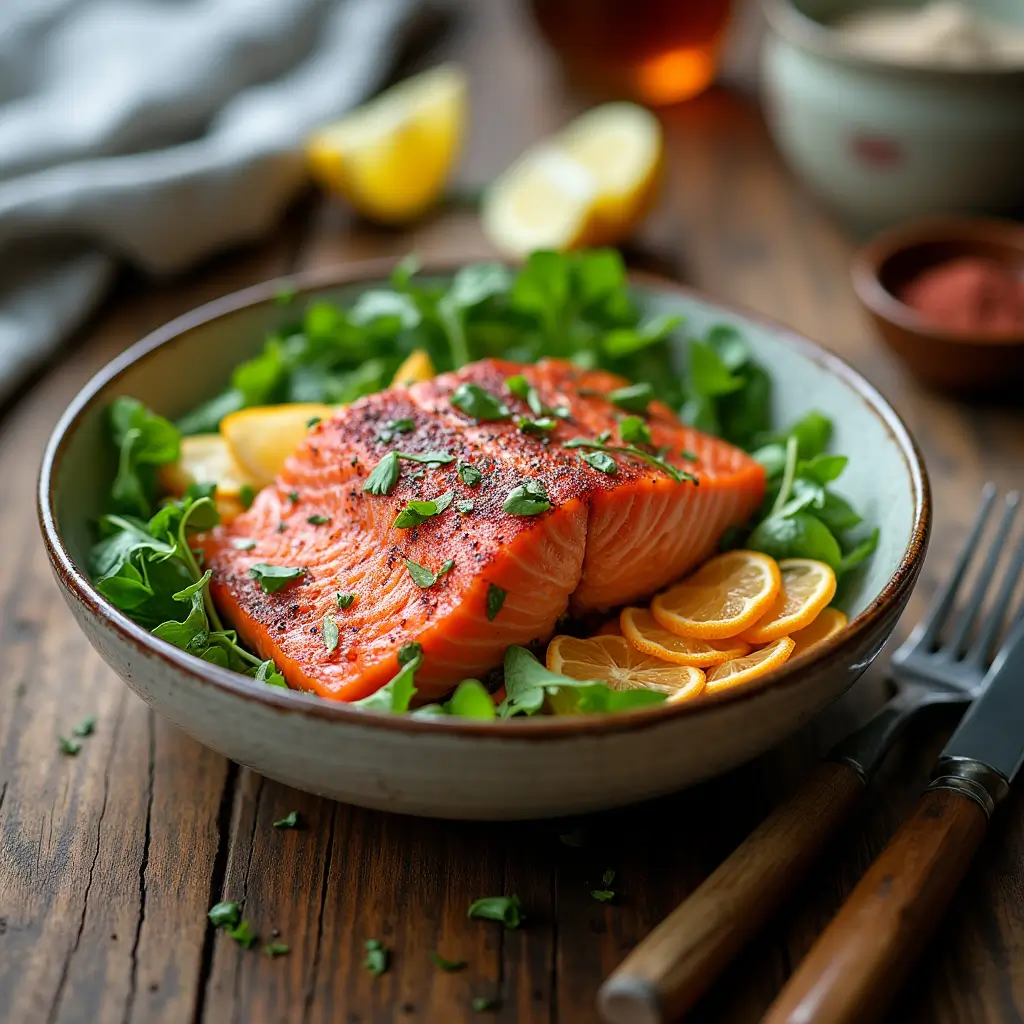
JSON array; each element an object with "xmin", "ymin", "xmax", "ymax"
[
  {"xmin": 964, "ymin": 525, "xmax": 1024, "ymax": 668},
  {"xmin": 945, "ymin": 492, "xmax": 1020, "ymax": 657},
  {"xmin": 905, "ymin": 483, "xmax": 997, "ymax": 653}
]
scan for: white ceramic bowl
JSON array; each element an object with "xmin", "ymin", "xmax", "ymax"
[
  {"xmin": 762, "ymin": 0, "xmax": 1024, "ymax": 228},
  {"xmin": 38, "ymin": 262, "xmax": 929, "ymax": 819}
]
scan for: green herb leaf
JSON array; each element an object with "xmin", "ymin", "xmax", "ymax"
[
  {"xmin": 232, "ymin": 537, "xmax": 257, "ymax": 551},
  {"xmin": 468, "ymin": 895, "xmax": 524, "ymax": 929},
  {"xmin": 72, "ymin": 715, "xmax": 97, "ymax": 738},
  {"xmin": 398, "ymin": 451, "xmax": 456, "ymax": 465},
  {"xmin": 446, "ymin": 679, "xmax": 496, "ymax": 720},
  {"xmin": 516, "ymin": 416, "xmax": 557, "ymax": 435},
  {"xmin": 579, "ymin": 451, "xmax": 618, "ymax": 475},
  {"xmin": 486, "ymin": 584, "xmax": 506, "ymax": 622},
  {"xmin": 248, "ymin": 563, "xmax": 304, "ymax": 594},
  {"xmin": 306, "ymin": 514, "xmax": 331, "ymax": 525},
  {"xmin": 273, "ymin": 811, "xmax": 301, "ymax": 829},
  {"xmin": 472, "ymin": 997, "xmax": 500, "ymax": 1012},
  {"xmin": 458, "ymin": 462, "xmax": 483, "ymax": 487},
  {"xmin": 107, "ymin": 397, "xmax": 181, "ymax": 517},
  {"xmin": 352, "ymin": 653, "xmax": 421, "ymax": 714},
  {"xmin": 748, "ymin": 512, "xmax": 843, "ymax": 571},
  {"xmin": 306, "ymin": 415, "xmax": 322, "ymax": 428},
  {"xmin": 505, "ymin": 374, "xmax": 530, "ymax": 399},
  {"xmin": 336, "ymin": 592, "xmax": 356, "ymax": 610},
  {"xmin": 839, "ymin": 528, "xmax": 880, "ymax": 575},
  {"xmin": 208, "ymin": 901, "xmax": 241, "ymax": 928},
  {"xmin": 227, "ymin": 920, "xmax": 258, "ymax": 949},
  {"xmin": 602, "ymin": 868, "xmax": 616, "ymax": 885},
  {"xmin": 591, "ymin": 890, "xmax": 615, "ymax": 903},
  {"xmin": 565, "ymin": 438, "xmax": 695, "ymax": 485},
  {"xmin": 322, "ymin": 614, "xmax": 339, "ymax": 654},
  {"xmin": 393, "ymin": 490, "xmax": 455, "ymax": 528},
  {"xmin": 404, "ymin": 558, "xmax": 454, "ymax": 588},
  {"xmin": 59, "ymin": 736, "xmax": 81, "ymax": 756},
  {"xmin": 239, "ymin": 485, "xmax": 256, "ymax": 510},
  {"xmin": 431, "ymin": 951, "xmax": 468, "ymax": 972},
  {"xmin": 377, "ymin": 417, "xmax": 415, "ymax": 442},
  {"xmin": 255, "ymin": 660, "xmax": 288, "ymax": 688},
  {"xmin": 264, "ymin": 941, "xmax": 290, "ymax": 958},
  {"xmin": 502, "ymin": 479, "xmax": 551, "ymax": 516},
  {"xmin": 450, "ymin": 382, "xmax": 510, "ymax": 421},
  {"xmin": 364, "ymin": 451, "xmax": 400, "ymax": 495},
  {"xmin": 364, "ymin": 939, "xmax": 388, "ymax": 976},
  {"xmin": 456, "ymin": 499, "xmax": 474, "ymax": 514},
  {"xmin": 286, "ymin": 490, "xmax": 299, "ymax": 504},
  {"xmin": 618, "ymin": 415, "xmax": 652, "ymax": 446},
  {"xmin": 398, "ymin": 641, "xmax": 422, "ymax": 666},
  {"xmin": 608, "ymin": 382, "xmax": 654, "ymax": 414}
]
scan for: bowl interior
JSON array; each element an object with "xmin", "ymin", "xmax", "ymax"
[
  {"xmin": 51, "ymin": 271, "xmax": 920, "ymax": 639},
  {"xmin": 784, "ymin": 0, "xmax": 1024, "ymax": 32}
]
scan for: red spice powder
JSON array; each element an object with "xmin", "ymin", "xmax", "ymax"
[{"xmin": 899, "ymin": 257, "xmax": 1024, "ymax": 334}]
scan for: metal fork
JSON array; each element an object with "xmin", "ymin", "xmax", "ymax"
[{"xmin": 599, "ymin": 483, "xmax": 1024, "ymax": 1024}]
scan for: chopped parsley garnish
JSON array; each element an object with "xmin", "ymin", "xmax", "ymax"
[
  {"xmin": 397, "ymin": 641, "xmax": 423, "ymax": 666},
  {"xmin": 232, "ymin": 537, "xmax": 257, "ymax": 551},
  {"xmin": 398, "ymin": 450, "xmax": 456, "ymax": 466},
  {"xmin": 681, "ymin": 449, "xmax": 699, "ymax": 461},
  {"xmin": 456, "ymin": 499, "xmax": 474, "ymax": 514},
  {"xmin": 579, "ymin": 451, "xmax": 618, "ymax": 475},
  {"xmin": 208, "ymin": 901, "xmax": 241, "ymax": 928},
  {"xmin": 565, "ymin": 438, "xmax": 696, "ymax": 485},
  {"xmin": 276, "ymin": 521, "xmax": 287, "ymax": 534},
  {"xmin": 472, "ymin": 997, "xmax": 500, "ymax": 1012},
  {"xmin": 505, "ymin": 374, "xmax": 530, "ymax": 399},
  {"xmin": 306, "ymin": 514, "xmax": 331, "ymax": 525},
  {"xmin": 239, "ymin": 485, "xmax": 256, "ymax": 510},
  {"xmin": 591, "ymin": 889, "xmax": 615, "ymax": 903},
  {"xmin": 248, "ymin": 563, "xmax": 304, "ymax": 593},
  {"xmin": 364, "ymin": 451, "xmax": 400, "ymax": 495},
  {"xmin": 618, "ymin": 415, "xmax": 652, "ymax": 446},
  {"xmin": 72, "ymin": 715, "xmax": 97, "ymax": 737},
  {"xmin": 364, "ymin": 939, "xmax": 388, "ymax": 976},
  {"xmin": 458, "ymin": 461, "xmax": 483, "ymax": 487},
  {"xmin": 273, "ymin": 811, "xmax": 301, "ymax": 829},
  {"xmin": 393, "ymin": 491, "xmax": 454, "ymax": 529},
  {"xmin": 516, "ymin": 416, "xmax": 557, "ymax": 435},
  {"xmin": 59, "ymin": 736, "xmax": 81, "ymax": 756},
  {"xmin": 486, "ymin": 585, "xmax": 506, "ymax": 621},
  {"xmin": 336, "ymin": 592, "xmax": 356, "ymax": 610},
  {"xmin": 306, "ymin": 415, "xmax": 322, "ymax": 428},
  {"xmin": 431, "ymin": 951, "xmax": 468, "ymax": 972},
  {"xmin": 377, "ymin": 417, "xmax": 415, "ymax": 443},
  {"xmin": 255, "ymin": 660, "xmax": 287, "ymax": 688},
  {"xmin": 502, "ymin": 479, "xmax": 551, "ymax": 516},
  {"xmin": 404, "ymin": 558, "xmax": 454, "ymax": 588},
  {"xmin": 608, "ymin": 382, "xmax": 654, "ymax": 414},
  {"xmin": 227, "ymin": 920, "xmax": 258, "ymax": 949},
  {"xmin": 264, "ymin": 941, "xmax": 290, "ymax": 958},
  {"xmin": 322, "ymin": 614, "xmax": 339, "ymax": 654},
  {"xmin": 450, "ymin": 382, "xmax": 510, "ymax": 421},
  {"xmin": 286, "ymin": 490, "xmax": 300, "ymax": 504},
  {"xmin": 467, "ymin": 895, "xmax": 524, "ymax": 928}
]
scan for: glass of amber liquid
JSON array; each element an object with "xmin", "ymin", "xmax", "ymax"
[{"xmin": 527, "ymin": 0, "xmax": 733, "ymax": 106}]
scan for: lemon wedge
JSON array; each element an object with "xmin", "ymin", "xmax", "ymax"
[
  {"xmin": 221, "ymin": 404, "xmax": 335, "ymax": 488},
  {"xmin": 482, "ymin": 102, "xmax": 663, "ymax": 257},
  {"xmin": 392, "ymin": 349, "xmax": 436, "ymax": 386},
  {"xmin": 158, "ymin": 434, "xmax": 254, "ymax": 521},
  {"xmin": 306, "ymin": 64, "xmax": 467, "ymax": 224}
]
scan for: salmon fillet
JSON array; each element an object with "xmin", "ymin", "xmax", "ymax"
[{"xmin": 203, "ymin": 358, "xmax": 765, "ymax": 702}]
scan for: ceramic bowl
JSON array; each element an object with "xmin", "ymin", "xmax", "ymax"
[
  {"xmin": 852, "ymin": 216, "xmax": 1024, "ymax": 393},
  {"xmin": 38, "ymin": 262, "xmax": 929, "ymax": 820},
  {"xmin": 761, "ymin": 0, "xmax": 1024, "ymax": 228}
]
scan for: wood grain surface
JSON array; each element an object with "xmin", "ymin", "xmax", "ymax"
[{"xmin": 1, "ymin": 2, "xmax": 1023, "ymax": 1023}]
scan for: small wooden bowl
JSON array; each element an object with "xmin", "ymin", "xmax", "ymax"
[{"xmin": 852, "ymin": 218, "xmax": 1024, "ymax": 393}]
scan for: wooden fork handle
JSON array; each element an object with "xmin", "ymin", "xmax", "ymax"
[
  {"xmin": 762, "ymin": 786, "xmax": 988, "ymax": 1024},
  {"xmin": 597, "ymin": 761, "xmax": 865, "ymax": 1024}
]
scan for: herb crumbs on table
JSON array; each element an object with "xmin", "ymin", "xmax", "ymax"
[{"xmin": 273, "ymin": 810, "xmax": 301, "ymax": 829}]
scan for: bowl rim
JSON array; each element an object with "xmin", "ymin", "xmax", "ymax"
[
  {"xmin": 38, "ymin": 258, "xmax": 931, "ymax": 740},
  {"xmin": 763, "ymin": 0, "xmax": 1024, "ymax": 79},
  {"xmin": 852, "ymin": 216, "xmax": 1024, "ymax": 347}
]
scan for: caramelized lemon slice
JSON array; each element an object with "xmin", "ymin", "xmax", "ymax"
[
  {"xmin": 546, "ymin": 634, "xmax": 705, "ymax": 704},
  {"xmin": 704, "ymin": 636, "xmax": 796, "ymax": 694},
  {"xmin": 221, "ymin": 403, "xmax": 334, "ymax": 488},
  {"xmin": 306, "ymin": 64, "xmax": 467, "ymax": 224},
  {"xmin": 621, "ymin": 606, "xmax": 751, "ymax": 667},
  {"xmin": 740, "ymin": 559, "xmax": 838, "ymax": 644},
  {"xmin": 789, "ymin": 607, "xmax": 848, "ymax": 659},
  {"xmin": 651, "ymin": 551, "xmax": 781, "ymax": 640}
]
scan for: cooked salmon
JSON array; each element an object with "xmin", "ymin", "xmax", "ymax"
[{"xmin": 203, "ymin": 358, "xmax": 766, "ymax": 702}]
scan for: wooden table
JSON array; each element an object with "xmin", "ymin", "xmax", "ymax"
[{"xmin": 3, "ymin": 3, "xmax": 1023, "ymax": 1022}]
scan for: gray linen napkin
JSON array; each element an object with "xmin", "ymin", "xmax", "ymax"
[{"xmin": 0, "ymin": 0, "xmax": 423, "ymax": 403}]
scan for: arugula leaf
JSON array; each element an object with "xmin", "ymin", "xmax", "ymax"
[
  {"xmin": 468, "ymin": 895, "xmax": 524, "ymax": 928},
  {"xmin": 486, "ymin": 584, "xmax": 506, "ymax": 621},
  {"xmin": 364, "ymin": 451, "xmax": 400, "ymax": 495},
  {"xmin": 404, "ymin": 558, "xmax": 454, "ymax": 588},
  {"xmin": 248, "ymin": 564, "xmax": 304, "ymax": 594},
  {"xmin": 450, "ymin": 383, "xmax": 510, "ymax": 421},
  {"xmin": 352, "ymin": 654, "xmax": 421, "ymax": 713},
  {"xmin": 502, "ymin": 479, "xmax": 551, "ymax": 516}
]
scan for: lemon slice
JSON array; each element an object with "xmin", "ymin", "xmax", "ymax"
[
  {"xmin": 704, "ymin": 636, "xmax": 796, "ymax": 694},
  {"xmin": 559, "ymin": 102, "xmax": 663, "ymax": 245},
  {"xmin": 221, "ymin": 403, "xmax": 334, "ymax": 488},
  {"xmin": 306, "ymin": 64, "xmax": 466, "ymax": 224},
  {"xmin": 740, "ymin": 559, "xmax": 838, "ymax": 645},
  {"xmin": 392, "ymin": 349, "xmax": 436, "ymax": 386},
  {"xmin": 789, "ymin": 607, "xmax": 848, "ymax": 659},
  {"xmin": 621, "ymin": 606, "xmax": 751, "ymax": 667},
  {"xmin": 482, "ymin": 146, "xmax": 599, "ymax": 257},
  {"xmin": 158, "ymin": 434, "xmax": 254, "ymax": 521}
]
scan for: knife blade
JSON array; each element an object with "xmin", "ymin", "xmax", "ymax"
[{"xmin": 931, "ymin": 616, "xmax": 1024, "ymax": 814}]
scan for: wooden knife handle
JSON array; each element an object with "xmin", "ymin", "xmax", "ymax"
[
  {"xmin": 597, "ymin": 761, "xmax": 865, "ymax": 1024},
  {"xmin": 762, "ymin": 786, "xmax": 988, "ymax": 1024}
]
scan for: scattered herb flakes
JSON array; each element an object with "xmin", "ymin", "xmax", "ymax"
[
  {"xmin": 601, "ymin": 869, "xmax": 616, "ymax": 886},
  {"xmin": 227, "ymin": 920, "xmax": 258, "ymax": 949},
  {"xmin": 398, "ymin": 641, "xmax": 423, "ymax": 666},
  {"xmin": 618, "ymin": 415, "xmax": 652, "ymax": 447},
  {"xmin": 306, "ymin": 514, "xmax": 331, "ymax": 525},
  {"xmin": 681, "ymin": 449, "xmax": 699, "ymax": 462},
  {"xmin": 59, "ymin": 736, "xmax": 81, "ymax": 756},
  {"xmin": 305, "ymin": 415, "xmax": 322, "ymax": 428},
  {"xmin": 404, "ymin": 558, "xmax": 454, "ymax": 588},
  {"xmin": 458, "ymin": 461, "xmax": 483, "ymax": 487},
  {"xmin": 239, "ymin": 485, "xmax": 256, "ymax": 510},
  {"xmin": 364, "ymin": 939, "xmax": 388, "ymax": 976},
  {"xmin": 377, "ymin": 417, "xmax": 415, "ymax": 443},
  {"xmin": 322, "ymin": 614, "xmax": 339, "ymax": 654},
  {"xmin": 208, "ymin": 901, "xmax": 241, "ymax": 928},
  {"xmin": 579, "ymin": 450, "xmax": 618, "ymax": 475},
  {"xmin": 72, "ymin": 715, "xmax": 97, "ymax": 738},
  {"xmin": 565, "ymin": 438, "xmax": 695, "ymax": 486},
  {"xmin": 264, "ymin": 941, "xmax": 290, "ymax": 958},
  {"xmin": 608, "ymin": 382, "xmax": 654, "ymax": 414},
  {"xmin": 398, "ymin": 450, "xmax": 456, "ymax": 466},
  {"xmin": 467, "ymin": 895, "xmax": 524, "ymax": 929},
  {"xmin": 232, "ymin": 537, "xmax": 257, "ymax": 551},
  {"xmin": 505, "ymin": 373, "xmax": 530, "ymax": 399},
  {"xmin": 516, "ymin": 415, "xmax": 557, "ymax": 435},
  {"xmin": 486, "ymin": 584, "xmax": 506, "ymax": 622},
  {"xmin": 591, "ymin": 889, "xmax": 615, "ymax": 903},
  {"xmin": 472, "ymin": 997, "xmax": 501, "ymax": 1012},
  {"xmin": 393, "ymin": 490, "xmax": 455, "ymax": 529},
  {"xmin": 456, "ymin": 499, "xmax": 474, "ymax": 514},
  {"xmin": 502, "ymin": 479, "xmax": 551, "ymax": 516},
  {"xmin": 276, "ymin": 522, "xmax": 287, "ymax": 534},
  {"xmin": 273, "ymin": 811, "xmax": 301, "ymax": 830},
  {"xmin": 364, "ymin": 451, "xmax": 400, "ymax": 495},
  {"xmin": 336, "ymin": 592, "xmax": 356, "ymax": 610},
  {"xmin": 450, "ymin": 382, "xmax": 510, "ymax": 421},
  {"xmin": 431, "ymin": 951, "xmax": 468, "ymax": 972},
  {"xmin": 248, "ymin": 563, "xmax": 304, "ymax": 593},
  {"xmin": 286, "ymin": 490, "xmax": 300, "ymax": 504}
]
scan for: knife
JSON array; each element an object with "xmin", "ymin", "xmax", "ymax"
[{"xmin": 763, "ymin": 617, "xmax": 1024, "ymax": 1024}]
